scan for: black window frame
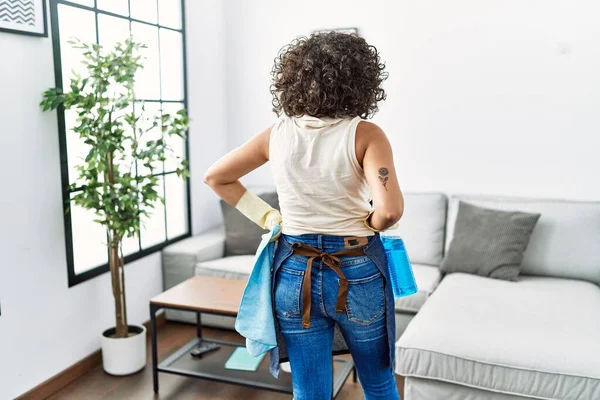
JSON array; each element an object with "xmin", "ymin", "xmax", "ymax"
[{"xmin": 49, "ymin": 0, "xmax": 192, "ymax": 287}]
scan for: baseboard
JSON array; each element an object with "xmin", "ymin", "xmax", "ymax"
[{"xmin": 16, "ymin": 311, "xmax": 167, "ymax": 400}]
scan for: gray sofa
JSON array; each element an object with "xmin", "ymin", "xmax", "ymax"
[
  {"xmin": 396, "ymin": 194, "xmax": 600, "ymax": 400},
  {"xmin": 162, "ymin": 192, "xmax": 600, "ymax": 399}
]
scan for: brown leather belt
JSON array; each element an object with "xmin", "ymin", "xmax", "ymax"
[{"xmin": 290, "ymin": 242, "xmax": 366, "ymax": 329}]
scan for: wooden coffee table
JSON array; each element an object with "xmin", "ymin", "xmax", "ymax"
[{"xmin": 149, "ymin": 275, "xmax": 355, "ymax": 397}]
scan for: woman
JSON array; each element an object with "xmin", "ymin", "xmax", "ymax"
[{"xmin": 205, "ymin": 32, "xmax": 403, "ymax": 400}]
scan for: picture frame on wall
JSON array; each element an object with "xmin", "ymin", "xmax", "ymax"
[
  {"xmin": 313, "ymin": 27, "xmax": 359, "ymax": 35},
  {"xmin": 0, "ymin": 0, "xmax": 47, "ymax": 37}
]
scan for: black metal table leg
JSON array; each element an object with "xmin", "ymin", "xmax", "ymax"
[
  {"xmin": 196, "ymin": 311, "xmax": 202, "ymax": 339},
  {"xmin": 352, "ymin": 366, "xmax": 357, "ymax": 383},
  {"xmin": 150, "ymin": 304, "xmax": 160, "ymax": 393}
]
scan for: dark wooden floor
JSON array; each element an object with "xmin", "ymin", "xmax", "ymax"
[{"xmin": 48, "ymin": 321, "xmax": 404, "ymax": 400}]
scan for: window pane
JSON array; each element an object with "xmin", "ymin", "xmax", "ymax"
[
  {"xmin": 70, "ymin": 197, "xmax": 108, "ymax": 274},
  {"xmin": 130, "ymin": 0, "xmax": 157, "ymax": 23},
  {"xmin": 113, "ymin": 103, "xmax": 135, "ymax": 175},
  {"xmin": 57, "ymin": 5, "xmax": 96, "ymax": 87},
  {"xmin": 121, "ymin": 233, "xmax": 140, "ymax": 257},
  {"xmin": 140, "ymin": 176, "xmax": 166, "ymax": 248},
  {"xmin": 131, "ymin": 22, "xmax": 161, "ymax": 100},
  {"xmin": 98, "ymin": 15, "xmax": 131, "ymax": 99},
  {"xmin": 158, "ymin": 0, "xmax": 181, "ymax": 29},
  {"xmin": 159, "ymin": 29, "xmax": 184, "ymax": 101},
  {"xmin": 98, "ymin": 14, "xmax": 130, "ymax": 50},
  {"xmin": 165, "ymin": 173, "xmax": 188, "ymax": 239},
  {"xmin": 135, "ymin": 101, "xmax": 164, "ymax": 176},
  {"xmin": 97, "ymin": 0, "xmax": 129, "ymax": 16},
  {"xmin": 161, "ymin": 102, "xmax": 186, "ymax": 172},
  {"xmin": 66, "ymin": 0, "xmax": 94, "ymax": 6}
]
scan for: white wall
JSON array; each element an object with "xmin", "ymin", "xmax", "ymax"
[
  {"xmin": 224, "ymin": 0, "xmax": 600, "ymax": 201},
  {"xmin": 0, "ymin": 1, "xmax": 227, "ymax": 398},
  {"xmin": 187, "ymin": 0, "xmax": 228, "ymax": 233}
]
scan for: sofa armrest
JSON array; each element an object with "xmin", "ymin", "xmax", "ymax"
[{"xmin": 161, "ymin": 225, "xmax": 225, "ymax": 290}]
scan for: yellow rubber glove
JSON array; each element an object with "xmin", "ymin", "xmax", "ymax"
[{"xmin": 235, "ymin": 190, "xmax": 282, "ymax": 231}]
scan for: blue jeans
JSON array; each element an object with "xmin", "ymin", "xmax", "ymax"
[{"xmin": 274, "ymin": 234, "xmax": 401, "ymax": 400}]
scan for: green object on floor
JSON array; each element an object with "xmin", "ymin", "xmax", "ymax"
[{"xmin": 225, "ymin": 347, "xmax": 266, "ymax": 371}]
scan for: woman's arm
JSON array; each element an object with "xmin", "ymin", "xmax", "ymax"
[
  {"xmin": 356, "ymin": 121, "xmax": 404, "ymax": 231},
  {"xmin": 203, "ymin": 126, "xmax": 272, "ymax": 206}
]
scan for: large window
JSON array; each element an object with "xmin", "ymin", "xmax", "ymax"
[{"xmin": 49, "ymin": 0, "xmax": 191, "ymax": 286}]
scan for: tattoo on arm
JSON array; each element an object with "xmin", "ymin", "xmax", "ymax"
[{"xmin": 378, "ymin": 167, "xmax": 389, "ymax": 191}]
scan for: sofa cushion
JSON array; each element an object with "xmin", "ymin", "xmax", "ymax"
[
  {"xmin": 396, "ymin": 273, "xmax": 600, "ymax": 400},
  {"xmin": 382, "ymin": 192, "xmax": 447, "ymax": 266},
  {"xmin": 446, "ymin": 195, "xmax": 600, "ymax": 284},
  {"xmin": 220, "ymin": 191, "xmax": 279, "ymax": 256},
  {"xmin": 394, "ymin": 263, "xmax": 442, "ymax": 313},
  {"xmin": 440, "ymin": 201, "xmax": 540, "ymax": 281},
  {"xmin": 162, "ymin": 226, "xmax": 226, "ymax": 290},
  {"xmin": 194, "ymin": 255, "xmax": 255, "ymax": 280},
  {"xmin": 405, "ymin": 377, "xmax": 534, "ymax": 400}
]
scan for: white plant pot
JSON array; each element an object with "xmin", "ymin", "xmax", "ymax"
[{"xmin": 101, "ymin": 325, "xmax": 147, "ymax": 375}]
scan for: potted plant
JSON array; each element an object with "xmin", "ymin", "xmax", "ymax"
[{"xmin": 40, "ymin": 38, "xmax": 189, "ymax": 375}]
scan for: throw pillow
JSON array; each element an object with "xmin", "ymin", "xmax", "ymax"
[
  {"xmin": 220, "ymin": 191, "xmax": 280, "ymax": 256},
  {"xmin": 440, "ymin": 201, "xmax": 541, "ymax": 281}
]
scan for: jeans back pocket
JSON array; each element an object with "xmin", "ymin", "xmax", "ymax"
[
  {"xmin": 345, "ymin": 270, "xmax": 385, "ymax": 325},
  {"xmin": 274, "ymin": 266, "xmax": 304, "ymax": 318}
]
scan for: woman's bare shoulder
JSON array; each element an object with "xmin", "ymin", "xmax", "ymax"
[
  {"xmin": 357, "ymin": 120, "xmax": 386, "ymax": 137},
  {"xmin": 355, "ymin": 120, "xmax": 388, "ymax": 166}
]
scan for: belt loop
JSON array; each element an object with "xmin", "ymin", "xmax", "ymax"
[{"xmin": 317, "ymin": 234, "xmax": 322, "ymax": 249}]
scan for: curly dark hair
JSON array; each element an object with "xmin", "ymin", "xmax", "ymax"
[{"xmin": 270, "ymin": 32, "xmax": 388, "ymax": 119}]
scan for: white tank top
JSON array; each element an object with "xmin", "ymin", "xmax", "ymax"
[{"xmin": 269, "ymin": 114, "xmax": 375, "ymax": 236}]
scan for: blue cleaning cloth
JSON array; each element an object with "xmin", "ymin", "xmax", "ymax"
[{"xmin": 234, "ymin": 224, "xmax": 281, "ymax": 357}]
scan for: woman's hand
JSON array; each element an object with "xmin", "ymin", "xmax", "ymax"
[{"xmin": 235, "ymin": 190, "xmax": 282, "ymax": 230}]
